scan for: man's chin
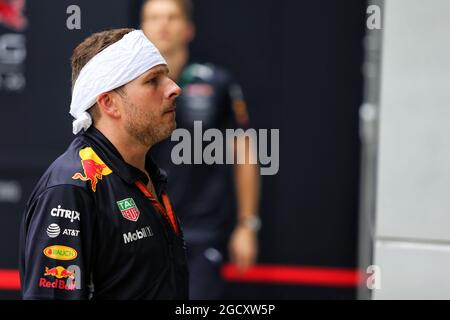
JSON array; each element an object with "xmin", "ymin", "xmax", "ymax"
[
  {"xmin": 167, "ymin": 120, "xmax": 177, "ymax": 137},
  {"xmin": 157, "ymin": 121, "xmax": 177, "ymax": 143}
]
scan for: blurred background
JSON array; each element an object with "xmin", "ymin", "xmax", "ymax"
[{"xmin": 1, "ymin": 0, "xmax": 449, "ymax": 300}]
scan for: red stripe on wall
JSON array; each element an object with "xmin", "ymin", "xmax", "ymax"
[
  {"xmin": 0, "ymin": 270, "xmax": 20, "ymax": 290},
  {"xmin": 0, "ymin": 265, "xmax": 363, "ymax": 291},
  {"xmin": 221, "ymin": 264, "xmax": 363, "ymax": 288}
]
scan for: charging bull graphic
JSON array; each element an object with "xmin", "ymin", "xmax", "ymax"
[
  {"xmin": 0, "ymin": 0, "xmax": 27, "ymax": 31},
  {"xmin": 44, "ymin": 266, "xmax": 75, "ymax": 280},
  {"xmin": 72, "ymin": 147, "xmax": 112, "ymax": 192}
]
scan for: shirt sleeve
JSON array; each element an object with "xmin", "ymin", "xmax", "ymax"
[
  {"xmin": 21, "ymin": 184, "xmax": 95, "ymax": 300},
  {"xmin": 226, "ymin": 80, "xmax": 250, "ymax": 130}
]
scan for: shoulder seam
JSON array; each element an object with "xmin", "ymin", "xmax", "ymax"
[{"xmin": 34, "ymin": 183, "xmax": 93, "ymax": 202}]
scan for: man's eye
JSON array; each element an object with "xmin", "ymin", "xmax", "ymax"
[{"xmin": 147, "ymin": 78, "xmax": 159, "ymax": 85}]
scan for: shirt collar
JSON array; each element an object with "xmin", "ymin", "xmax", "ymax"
[{"xmin": 81, "ymin": 127, "xmax": 168, "ymax": 195}]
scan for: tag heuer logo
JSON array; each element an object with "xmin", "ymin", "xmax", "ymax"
[{"xmin": 116, "ymin": 198, "xmax": 140, "ymax": 222}]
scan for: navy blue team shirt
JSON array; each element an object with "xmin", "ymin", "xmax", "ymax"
[{"xmin": 19, "ymin": 127, "xmax": 189, "ymax": 299}]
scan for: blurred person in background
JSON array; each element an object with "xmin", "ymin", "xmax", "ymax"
[{"xmin": 141, "ymin": 0, "xmax": 261, "ymax": 299}]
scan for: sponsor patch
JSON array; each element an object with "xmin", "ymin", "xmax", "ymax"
[
  {"xmin": 43, "ymin": 245, "xmax": 77, "ymax": 261},
  {"xmin": 117, "ymin": 198, "xmax": 140, "ymax": 222},
  {"xmin": 123, "ymin": 226, "xmax": 153, "ymax": 244},
  {"xmin": 46, "ymin": 223, "xmax": 60, "ymax": 238},
  {"xmin": 72, "ymin": 147, "xmax": 112, "ymax": 192}
]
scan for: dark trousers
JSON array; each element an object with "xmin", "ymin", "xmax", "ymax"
[{"xmin": 186, "ymin": 239, "xmax": 227, "ymax": 300}]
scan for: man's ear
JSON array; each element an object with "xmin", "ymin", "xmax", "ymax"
[{"xmin": 96, "ymin": 92, "xmax": 121, "ymax": 118}]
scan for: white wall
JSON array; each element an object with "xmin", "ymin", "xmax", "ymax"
[{"xmin": 374, "ymin": 0, "xmax": 450, "ymax": 299}]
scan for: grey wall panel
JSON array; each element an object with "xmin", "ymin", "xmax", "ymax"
[
  {"xmin": 376, "ymin": 0, "xmax": 450, "ymax": 241},
  {"xmin": 374, "ymin": 240, "xmax": 450, "ymax": 299}
]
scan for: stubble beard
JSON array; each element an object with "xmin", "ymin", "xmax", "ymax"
[{"xmin": 124, "ymin": 100, "xmax": 176, "ymax": 148}]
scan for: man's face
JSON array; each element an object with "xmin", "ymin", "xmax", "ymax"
[
  {"xmin": 117, "ymin": 64, "xmax": 181, "ymax": 146},
  {"xmin": 141, "ymin": 0, "xmax": 192, "ymax": 55}
]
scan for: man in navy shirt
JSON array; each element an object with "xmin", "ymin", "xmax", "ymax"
[
  {"xmin": 20, "ymin": 28, "xmax": 188, "ymax": 299},
  {"xmin": 141, "ymin": 0, "xmax": 261, "ymax": 299}
]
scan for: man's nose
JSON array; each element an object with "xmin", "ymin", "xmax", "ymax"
[{"xmin": 166, "ymin": 78, "xmax": 181, "ymax": 100}]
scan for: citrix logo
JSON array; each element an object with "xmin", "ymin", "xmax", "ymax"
[{"xmin": 51, "ymin": 205, "xmax": 80, "ymax": 222}]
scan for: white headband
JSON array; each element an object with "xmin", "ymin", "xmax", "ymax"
[{"xmin": 69, "ymin": 30, "xmax": 167, "ymax": 135}]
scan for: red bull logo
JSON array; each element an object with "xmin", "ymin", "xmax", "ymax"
[
  {"xmin": 44, "ymin": 266, "xmax": 75, "ymax": 279},
  {"xmin": 0, "ymin": 0, "xmax": 27, "ymax": 31},
  {"xmin": 72, "ymin": 147, "xmax": 112, "ymax": 192},
  {"xmin": 39, "ymin": 278, "xmax": 77, "ymax": 291}
]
